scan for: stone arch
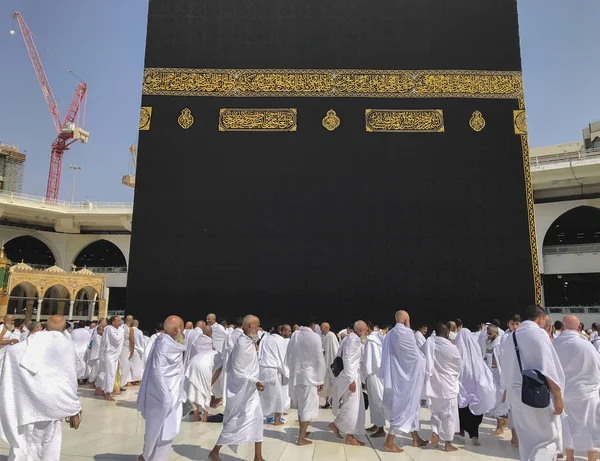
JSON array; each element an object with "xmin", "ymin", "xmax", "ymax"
[
  {"xmin": 73, "ymin": 286, "xmax": 99, "ymax": 318},
  {"xmin": 72, "ymin": 239, "xmax": 127, "ymax": 271},
  {"xmin": 7, "ymin": 282, "xmax": 39, "ymax": 318},
  {"xmin": 5, "ymin": 235, "xmax": 57, "ymax": 268},
  {"xmin": 40, "ymin": 284, "xmax": 71, "ymax": 317},
  {"xmin": 543, "ymin": 205, "xmax": 600, "ymax": 247}
]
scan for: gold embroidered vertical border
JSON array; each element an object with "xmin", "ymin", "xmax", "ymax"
[
  {"xmin": 518, "ymin": 98, "xmax": 542, "ymax": 304},
  {"xmin": 142, "ymin": 68, "xmax": 524, "ymax": 99},
  {"xmin": 365, "ymin": 109, "xmax": 444, "ymax": 132},
  {"xmin": 514, "ymin": 110, "xmax": 527, "ymax": 135},
  {"xmin": 139, "ymin": 107, "xmax": 152, "ymax": 131},
  {"xmin": 218, "ymin": 108, "xmax": 297, "ymax": 132}
]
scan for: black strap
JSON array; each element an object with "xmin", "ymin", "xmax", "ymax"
[{"xmin": 512, "ymin": 331, "xmax": 523, "ymax": 373}]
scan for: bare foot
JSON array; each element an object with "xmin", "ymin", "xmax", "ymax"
[
  {"xmin": 345, "ymin": 435, "xmax": 364, "ymax": 446},
  {"xmin": 383, "ymin": 442, "xmax": 404, "ymax": 453},
  {"xmin": 113, "ymin": 391, "xmax": 121, "ymax": 395},
  {"xmin": 193, "ymin": 410, "xmax": 200, "ymax": 422},
  {"xmin": 208, "ymin": 452, "xmax": 222, "ymax": 461},
  {"xmin": 456, "ymin": 431, "xmax": 465, "ymax": 438},
  {"xmin": 297, "ymin": 438, "xmax": 313, "ymax": 446},
  {"xmin": 138, "ymin": 456, "xmax": 145, "ymax": 461},
  {"xmin": 94, "ymin": 389, "xmax": 104, "ymax": 396},
  {"xmin": 202, "ymin": 412, "xmax": 209, "ymax": 423},
  {"xmin": 413, "ymin": 438, "xmax": 429, "ymax": 448},
  {"xmin": 371, "ymin": 428, "xmax": 386, "ymax": 438},
  {"xmin": 366, "ymin": 425, "xmax": 378, "ymax": 432},
  {"xmin": 273, "ymin": 420, "xmax": 284, "ymax": 426},
  {"xmin": 329, "ymin": 422, "xmax": 342, "ymax": 439},
  {"xmin": 472, "ymin": 438, "xmax": 481, "ymax": 446},
  {"xmin": 104, "ymin": 394, "xmax": 115, "ymax": 402},
  {"xmin": 89, "ymin": 382, "xmax": 96, "ymax": 389},
  {"xmin": 511, "ymin": 438, "xmax": 519, "ymax": 448},
  {"xmin": 444, "ymin": 443, "xmax": 458, "ymax": 452},
  {"xmin": 492, "ymin": 428, "xmax": 504, "ymax": 436},
  {"xmin": 431, "ymin": 433, "xmax": 439, "ymax": 448}
]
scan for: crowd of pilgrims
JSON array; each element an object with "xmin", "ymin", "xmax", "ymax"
[{"xmin": 0, "ymin": 305, "xmax": 599, "ymax": 461}]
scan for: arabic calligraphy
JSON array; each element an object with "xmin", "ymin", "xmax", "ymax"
[
  {"xmin": 143, "ymin": 68, "xmax": 523, "ymax": 99},
  {"xmin": 365, "ymin": 109, "xmax": 444, "ymax": 132},
  {"xmin": 178, "ymin": 108, "xmax": 194, "ymax": 129},
  {"xmin": 218, "ymin": 108, "xmax": 297, "ymax": 131},
  {"xmin": 469, "ymin": 111, "xmax": 486, "ymax": 132},
  {"xmin": 514, "ymin": 110, "xmax": 527, "ymax": 135},
  {"xmin": 139, "ymin": 107, "xmax": 152, "ymax": 131}
]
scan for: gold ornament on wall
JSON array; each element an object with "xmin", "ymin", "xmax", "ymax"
[
  {"xmin": 513, "ymin": 110, "xmax": 527, "ymax": 135},
  {"xmin": 365, "ymin": 109, "xmax": 444, "ymax": 132},
  {"xmin": 322, "ymin": 110, "xmax": 340, "ymax": 131},
  {"xmin": 139, "ymin": 107, "xmax": 152, "ymax": 131},
  {"xmin": 218, "ymin": 108, "xmax": 297, "ymax": 131},
  {"xmin": 178, "ymin": 108, "xmax": 194, "ymax": 129},
  {"xmin": 469, "ymin": 111, "xmax": 486, "ymax": 132}
]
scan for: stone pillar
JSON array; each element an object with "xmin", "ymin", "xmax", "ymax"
[
  {"xmin": 0, "ymin": 292, "xmax": 8, "ymax": 318},
  {"xmin": 68, "ymin": 300, "xmax": 75, "ymax": 319},
  {"xmin": 88, "ymin": 301, "xmax": 95, "ymax": 320},
  {"xmin": 36, "ymin": 298, "xmax": 43, "ymax": 322},
  {"xmin": 57, "ymin": 301, "xmax": 66, "ymax": 316},
  {"xmin": 25, "ymin": 300, "xmax": 34, "ymax": 321},
  {"xmin": 98, "ymin": 299, "xmax": 107, "ymax": 320}
]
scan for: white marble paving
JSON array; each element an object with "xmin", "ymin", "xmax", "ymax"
[{"xmin": 0, "ymin": 386, "xmax": 587, "ymax": 460}]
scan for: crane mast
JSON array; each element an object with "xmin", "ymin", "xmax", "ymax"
[{"xmin": 13, "ymin": 11, "xmax": 89, "ymax": 201}]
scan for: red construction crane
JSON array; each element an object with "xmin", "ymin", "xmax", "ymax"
[{"xmin": 13, "ymin": 11, "xmax": 89, "ymax": 201}]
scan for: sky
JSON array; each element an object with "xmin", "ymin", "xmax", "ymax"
[{"xmin": 0, "ymin": 0, "xmax": 598, "ymax": 203}]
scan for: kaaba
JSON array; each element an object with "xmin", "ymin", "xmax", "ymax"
[{"xmin": 127, "ymin": 0, "xmax": 541, "ymax": 330}]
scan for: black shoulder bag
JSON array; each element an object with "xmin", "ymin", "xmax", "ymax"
[
  {"xmin": 331, "ymin": 355, "xmax": 344, "ymax": 378},
  {"xmin": 512, "ymin": 331, "xmax": 551, "ymax": 408}
]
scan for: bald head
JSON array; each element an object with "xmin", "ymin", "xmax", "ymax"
[
  {"xmin": 320, "ymin": 322, "xmax": 331, "ymax": 335},
  {"xmin": 125, "ymin": 315, "xmax": 133, "ymax": 326},
  {"xmin": 281, "ymin": 324, "xmax": 292, "ymax": 338},
  {"xmin": 164, "ymin": 315, "xmax": 184, "ymax": 338},
  {"xmin": 206, "ymin": 313, "xmax": 216, "ymax": 325},
  {"xmin": 395, "ymin": 310, "xmax": 410, "ymax": 327},
  {"xmin": 243, "ymin": 315, "xmax": 260, "ymax": 338},
  {"xmin": 196, "ymin": 320, "xmax": 206, "ymax": 329},
  {"xmin": 47, "ymin": 315, "xmax": 66, "ymax": 332},
  {"xmin": 562, "ymin": 315, "xmax": 580, "ymax": 331},
  {"xmin": 3, "ymin": 314, "xmax": 14, "ymax": 326},
  {"xmin": 202, "ymin": 325, "xmax": 212, "ymax": 337},
  {"xmin": 132, "ymin": 319, "xmax": 139, "ymax": 328},
  {"xmin": 353, "ymin": 320, "xmax": 368, "ymax": 336},
  {"xmin": 185, "ymin": 321, "xmax": 193, "ymax": 330}
]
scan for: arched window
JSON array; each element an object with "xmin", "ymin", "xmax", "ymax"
[
  {"xmin": 592, "ymin": 137, "xmax": 600, "ymax": 149},
  {"xmin": 5, "ymin": 236, "xmax": 56, "ymax": 267},
  {"xmin": 543, "ymin": 206, "xmax": 600, "ymax": 247},
  {"xmin": 73, "ymin": 240, "xmax": 127, "ymax": 271}
]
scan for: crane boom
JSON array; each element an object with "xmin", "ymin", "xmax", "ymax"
[{"xmin": 13, "ymin": 11, "xmax": 61, "ymax": 134}]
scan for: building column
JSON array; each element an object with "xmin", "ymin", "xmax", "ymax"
[
  {"xmin": 0, "ymin": 292, "xmax": 8, "ymax": 318},
  {"xmin": 68, "ymin": 300, "xmax": 75, "ymax": 319},
  {"xmin": 36, "ymin": 298, "xmax": 43, "ymax": 322},
  {"xmin": 56, "ymin": 301, "xmax": 65, "ymax": 316},
  {"xmin": 98, "ymin": 299, "xmax": 107, "ymax": 320},
  {"xmin": 25, "ymin": 299, "xmax": 34, "ymax": 321}
]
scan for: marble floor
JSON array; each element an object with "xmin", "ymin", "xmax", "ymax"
[{"xmin": 0, "ymin": 386, "xmax": 582, "ymax": 461}]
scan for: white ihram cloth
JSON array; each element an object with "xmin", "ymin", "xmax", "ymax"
[
  {"xmin": 380, "ymin": 323, "xmax": 425, "ymax": 435},
  {"xmin": 184, "ymin": 327, "xmax": 203, "ymax": 361},
  {"xmin": 361, "ymin": 331, "xmax": 385, "ymax": 428},
  {"xmin": 414, "ymin": 330, "xmax": 426, "ymax": 349},
  {"xmin": 138, "ymin": 334, "xmax": 186, "ymax": 461},
  {"xmin": 143, "ymin": 332, "xmax": 161, "ymax": 365},
  {"xmin": 96, "ymin": 325, "xmax": 124, "ymax": 393},
  {"xmin": 591, "ymin": 336, "xmax": 600, "ymax": 353},
  {"xmin": 500, "ymin": 321, "xmax": 565, "ymax": 461},
  {"xmin": 0, "ymin": 327, "xmax": 20, "ymax": 371},
  {"xmin": 19, "ymin": 329, "xmax": 29, "ymax": 342},
  {"xmin": 70, "ymin": 328, "xmax": 90, "ymax": 380},
  {"xmin": 322, "ymin": 331, "xmax": 339, "ymax": 401},
  {"xmin": 211, "ymin": 323, "xmax": 228, "ymax": 399},
  {"xmin": 119, "ymin": 324, "xmax": 133, "ymax": 385},
  {"xmin": 554, "ymin": 330, "xmax": 600, "ymax": 452},
  {"xmin": 220, "ymin": 327, "xmax": 244, "ymax": 406},
  {"xmin": 185, "ymin": 335, "xmax": 222, "ymax": 412},
  {"xmin": 485, "ymin": 333, "xmax": 509, "ymax": 418},
  {"xmin": 424, "ymin": 336, "xmax": 462, "ymax": 442},
  {"xmin": 287, "ymin": 326, "xmax": 326, "ymax": 421},
  {"xmin": 455, "ymin": 328, "xmax": 497, "ymax": 415},
  {"xmin": 0, "ymin": 331, "xmax": 81, "ymax": 461},
  {"xmin": 85, "ymin": 328, "xmax": 102, "ymax": 382},
  {"xmin": 258, "ymin": 333, "xmax": 288, "ymax": 416},
  {"xmin": 130, "ymin": 326, "xmax": 145, "ymax": 382},
  {"xmin": 217, "ymin": 333, "xmax": 263, "ymax": 447},
  {"xmin": 281, "ymin": 336, "xmax": 291, "ymax": 412},
  {"xmin": 332, "ymin": 332, "xmax": 365, "ymax": 436}
]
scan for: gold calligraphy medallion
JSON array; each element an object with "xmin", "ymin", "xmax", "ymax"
[
  {"xmin": 513, "ymin": 110, "xmax": 527, "ymax": 135},
  {"xmin": 218, "ymin": 108, "xmax": 297, "ymax": 131},
  {"xmin": 322, "ymin": 110, "xmax": 340, "ymax": 131},
  {"xmin": 365, "ymin": 109, "xmax": 444, "ymax": 132},
  {"xmin": 178, "ymin": 108, "xmax": 194, "ymax": 129},
  {"xmin": 469, "ymin": 111, "xmax": 486, "ymax": 132},
  {"xmin": 139, "ymin": 107, "xmax": 152, "ymax": 131}
]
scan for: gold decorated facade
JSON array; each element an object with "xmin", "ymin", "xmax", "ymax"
[
  {"xmin": 365, "ymin": 109, "xmax": 444, "ymax": 132},
  {"xmin": 218, "ymin": 108, "xmax": 297, "ymax": 131},
  {"xmin": 143, "ymin": 68, "xmax": 523, "ymax": 99}
]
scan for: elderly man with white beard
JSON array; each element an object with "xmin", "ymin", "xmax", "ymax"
[
  {"xmin": 361, "ymin": 321, "xmax": 385, "ymax": 438},
  {"xmin": 209, "ymin": 315, "xmax": 265, "ymax": 461},
  {"xmin": 138, "ymin": 315, "xmax": 187, "ymax": 461},
  {"xmin": 423, "ymin": 322, "xmax": 462, "ymax": 452},
  {"xmin": 258, "ymin": 327, "xmax": 288, "ymax": 426},
  {"xmin": 554, "ymin": 314, "xmax": 600, "ymax": 461},
  {"xmin": 0, "ymin": 315, "xmax": 81, "ymax": 461},
  {"xmin": 320, "ymin": 321, "xmax": 339, "ymax": 409},
  {"xmin": 0, "ymin": 314, "xmax": 20, "ymax": 371},
  {"xmin": 379, "ymin": 310, "xmax": 428, "ymax": 453},
  {"xmin": 287, "ymin": 319, "xmax": 326, "ymax": 445},
  {"xmin": 500, "ymin": 305, "xmax": 565, "ymax": 461},
  {"xmin": 328, "ymin": 320, "xmax": 368, "ymax": 446},
  {"xmin": 186, "ymin": 326, "xmax": 223, "ymax": 422},
  {"xmin": 95, "ymin": 315, "xmax": 124, "ymax": 401}
]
